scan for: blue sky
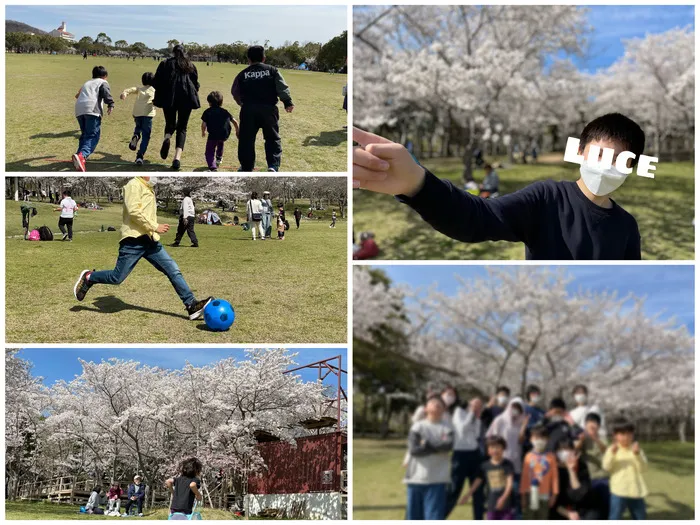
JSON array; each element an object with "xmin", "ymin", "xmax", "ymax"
[
  {"xmin": 554, "ymin": 5, "xmax": 694, "ymax": 71},
  {"xmin": 375, "ymin": 265, "xmax": 694, "ymax": 334},
  {"xmin": 6, "ymin": 5, "xmax": 347, "ymax": 49},
  {"xmin": 17, "ymin": 348, "xmax": 347, "ymax": 391}
]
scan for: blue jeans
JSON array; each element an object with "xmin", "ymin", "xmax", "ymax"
[
  {"xmin": 262, "ymin": 213, "xmax": 272, "ymax": 236},
  {"xmin": 447, "ymin": 450, "xmax": 485, "ymax": 519},
  {"xmin": 134, "ymin": 116, "xmax": 153, "ymax": 157},
  {"xmin": 406, "ymin": 483, "xmax": 447, "ymax": 520},
  {"xmin": 609, "ymin": 494, "xmax": 646, "ymax": 520},
  {"xmin": 76, "ymin": 114, "xmax": 101, "ymax": 159},
  {"xmin": 89, "ymin": 236, "xmax": 196, "ymax": 308}
]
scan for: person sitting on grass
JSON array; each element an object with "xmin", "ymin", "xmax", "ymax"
[
  {"xmin": 166, "ymin": 457, "xmax": 203, "ymax": 518},
  {"xmin": 72, "ymin": 177, "xmax": 212, "ymax": 320},
  {"xmin": 352, "ymin": 112, "xmax": 644, "ymax": 260},
  {"xmin": 121, "ymin": 72, "xmax": 157, "ymax": 166},
  {"xmin": 479, "ymin": 164, "xmax": 500, "ymax": 198},
  {"xmin": 352, "ymin": 231, "xmax": 379, "ymax": 260},
  {"xmin": 20, "ymin": 202, "xmax": 37, "ymax": 240},
  {"xmin": 201, "ymin": 91, "xmax": 239, "ymax": 172},
  {"xmin": 107, "ymin": 482, "xmax": 123, "ymax": 515},
  {"xmin": 603, "ymin": 419, "xmax": 648, "ymax": 520},
  {"xmin": 123, "ymin": 475, "xmax": 146, "ymax": 517},
  {"xmin": 404, "ymin": 396, "xmax": 454, "ymax": 520},
  {"xmin": 85, "ymin": 486, "xmax": 105, "ymax": 515},
  {"xmin": 460, "ymin": 435, "xmax": 515, "ymax": 520},
  {"xmin": 73, "ymin": 66, "xmax": 115, "ymax": 172}
]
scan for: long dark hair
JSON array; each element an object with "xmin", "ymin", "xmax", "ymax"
[{"xmin": 172, "ymin": 45, "xmax": 195, "ymax": 74}]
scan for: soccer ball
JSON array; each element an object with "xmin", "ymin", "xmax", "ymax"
[{"xmin": 203, "ymin": 299, "xmax": 235, "ymax": 331}]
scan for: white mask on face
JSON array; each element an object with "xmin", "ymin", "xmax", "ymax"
[
  {"xmin": 532, "ymin": 439, "xmax": 547, "ymax": 452},
  {"xmin": 497, "ymin": 395, "xmax": 508, "ymax": 406},
  {"xmin": 580, "ymin": 164, "xmax": 628, "ymax": 196},
  {"xmin": 557, "ymin": 450, "xmax": 571, "ymax": 463},
  {"xmin": 574, "ymin": 394, "xmax": 587, "ymax": 404},
  {"xmin": 442, "ymin": 394, "xmax": 456, "ymax": 407},
  {"xmin": 530, "ymin": 395, "xmax": 541, "ymax": 405},
  {"xmin": 145, "ymin": 176, "xmax": 158, "ymax": 187}
]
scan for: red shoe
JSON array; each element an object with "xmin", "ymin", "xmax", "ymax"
[{"xmin": 72, "ymin": 152, "xmax": 86, "ymax": 172}]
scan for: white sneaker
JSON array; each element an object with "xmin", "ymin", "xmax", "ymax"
[{"xmin": 138, "ymin": 513, "xmax": 143, "ymax": 517}]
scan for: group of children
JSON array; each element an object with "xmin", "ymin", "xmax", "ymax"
[
  {"xmin": 74, "ymin": 66, "xmax": 239, "ymax": 171},
  {"xmin": 83, "ymin": 457, "xmax": 203, "ymax": 518},
  {"xmin": 404, "ymin": 384, "xmax": 649, "ymax": 520}
]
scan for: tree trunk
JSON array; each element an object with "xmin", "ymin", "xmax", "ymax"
[
  {"xmin": 461, "ymin": 119, "xmax": 475, "ymax": 183},
  {"xmin": 678, "ymin": 420, "xmax": 687, "ymax": 443}
]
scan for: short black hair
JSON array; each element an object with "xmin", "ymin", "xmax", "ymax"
[
  {"xmin": 556, "ymin": 438, "xmax": 575, "ymax": 451},
  {"xmin": 63, "ymin": 190, "xmax": 71, "ymax": 197},
  {"xmin": 550, "ymin": 397, "xmax": 566, "ymax": 410},
  {"xmin": 92, "ymin": 486, "xmax": 102, "ymax": 493},
  {"xmin": 526, "ymin": 385, "xmax": 541, "ymax": 399},
  {"xmin": 247, "ymin": 45, "xmax": 265, "ymax": 63},
  {"xmin": 585, "ymin": 412, "xmax": 602, "ymax": 426},
  {"xmin": 612, "ymin": 418, "xmax": 635, "ymax": 435},
  {"xmin": 207, "ymin": 91, "xmax": 224, "ymax": 107},
  {"xmin": 142, "ymin": 72, "xmax": 154, "ymax": 86},
  {"xmin": 579, "ymin": 113, "xmax": 645, "ymax": 167},
  {"xmin": 572, "ymin": 384, "xmax": 588, "ymax": 395},
  {"xmin": 180, "ymin": 457, "xmax": 203, "ymax": 478},
  {"xmin": 530, "ymin": 423, "xmax": 548, "ymax": 438},
  {"xmin": 496, "ymin": 386, "xmax": 510, "ymax": 396},
  {"xmin": 92, "ymin": 66, "xmax": 108, "ymax": 79},
  {"xmin": 486, "ymin": 435, "xmax": 507, "ymax": 450},
  {"xmin": 251, "ymin": 191, "xmax": 258, "ymax": 199},
  {"xmin": 183, "ymin": 188, "xmax": 192, "ymax": 197}
]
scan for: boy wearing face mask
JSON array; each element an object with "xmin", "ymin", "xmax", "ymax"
[
  {"xmin": 569, "ymin": 384, "xmax": 607, "ymax": 440},
  {"xmin": 404, "ymin": 397, "xmax": 454, "ymax": 520},
  {"xmin": 543, "ymin": 398, "xmax": 581, "ymax": 452},
  {"xmin": 73, "ymin": 177, "xmax": 213, "ymax": 320},
  {"xmin": 353, "ymin": 112, "xmax": 643, "ymax": 260},
  {"xmin": 520, "ymin": 425, "xmax": 558, "ymax": 519},
  {"xmin": 603, "ymin": 419, "xmax": 648, "ymax": 520},
  {"xmin": 481, "ymin": 386, "xmax": 510, "ymax": 430}
]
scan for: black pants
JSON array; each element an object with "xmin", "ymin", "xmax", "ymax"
[
  {"xmin": 124, "ymin": 499, "xmax": 143, "ymax": 515},
  {"xmin": 174, "ymin": 217, "xmax": 198, "ymax": 246},
  {"xmin": 58, "ymin": 217, "xmax": 74, "ymax": 239},
  {"xmin": 295, "ymin": 217, "xmax": 300, "ymax": 229},
  {"xmin": 163, "ymin": 107, "xmax": 192, "ymax": 150},
  {"xmin": 238, "ymin": 104, "xmax": 281, "ymax": 170}
]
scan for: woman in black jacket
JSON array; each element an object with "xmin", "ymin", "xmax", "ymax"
[{"xmin": 153, "ymin": 44, "xmax": 200, "ymax": 170}]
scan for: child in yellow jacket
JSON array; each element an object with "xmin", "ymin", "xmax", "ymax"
[
  {"xmin": 121, "ymin": 72, "xmax": 156, "ymax": 165},
  {"xmin": 602, "ymin": 419, "xmax": 648, "ymax": 520}
]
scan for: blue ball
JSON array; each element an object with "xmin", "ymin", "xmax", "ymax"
[{"xmin": 203, "ymin": 299, "xmax": 235, "ymax": 331}]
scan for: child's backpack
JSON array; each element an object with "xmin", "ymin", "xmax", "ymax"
[
  {"xmin": 38, "ymin": 225, "xmax": 53, "ymax": 241},
  {"xmin": 28, "ymin": 229, "xmax": 41, "ymax": 241},
  {"xmin": 107, "ymin": 226, "xmax": 117, "ymax": 231}
]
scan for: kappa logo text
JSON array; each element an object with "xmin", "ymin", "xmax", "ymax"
[{"xmin": 244, "ymin": 70, "xmax": 271, "ymax": 80}]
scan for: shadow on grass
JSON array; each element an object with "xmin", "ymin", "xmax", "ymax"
[
  {"xmin": 30, "ymin": 130, "xmax": 80, "ymax": 140},
  {"xmin": 644, "ymin": 454, "xmax": 694, "ymax": 477},
  {"xmin": 303, "ymin": 129, "xmax": 347, "ymax": 147},
  {"xmin": 646, "ymin": 493, "xmax": 694, "ymax": 520},
  {"xmin": 195, "ymin": 323, "xmax": 232, "ymax": 333},
  {"xmin": 69, "ymin": 295, "xmax": 185, "ymax": 319},
  {"xmin": 6, "ymin": 152, "xmax": 180, "ymax": 172},
  {"xmin": 353, "ymin": 505, "xmax": 406, "ymax": 512}
]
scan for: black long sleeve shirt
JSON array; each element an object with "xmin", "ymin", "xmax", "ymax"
[{"xmin": 397, "ymin": 170, "xmax": 641, "ymax": 260}]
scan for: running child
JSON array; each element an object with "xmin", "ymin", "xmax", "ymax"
[
  {"xmin": 73, "ymin": 66, "xmax": 115, "ymax": 172},
  {"xmin": 353, "ymin": 113, "xmax": 644, "ymax": 259},
  {"xmin": 201, "ymin": 91, "xmax": 239, "ymax": 171},
  {"xmin": 166, "ymin": 457, "xmax": 203, "ymax": 517},
  {"xmin": 72, "ymin": 177, "xmax": 212, "ymax": 320},
  {"xmin": 55, "ymin": 189, "xmax": 78, "ymax": 241},
  {"xmin": 121, "ymin": 72, "xmax": 156, "ymax": 165},
  {"xmin": 330, "ymin": 210, "xmax": 337, "ymax": 228},
  {"xmin": 460, "ymin": 435, "xmax": 515, "ymax": 520}
]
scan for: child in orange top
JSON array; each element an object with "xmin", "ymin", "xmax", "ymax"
[{"xmin": 521, "ymin": 424, "xmax": 559, "ymax": 519}]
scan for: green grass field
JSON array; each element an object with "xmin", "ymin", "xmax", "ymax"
[
  {"xmin": 5, "ymin": 501, "xmax": 236, "ymax": 520},
  {"xmin": 352, "ymin": 439, "xmax": 695, "ymax": 520},
  {"xmin": 6, "ymin": 199, "xmax": 347, "ymax": 343},
  {"xmin": 353, "ymin": 158, "xmax": 694, "ymax": 260},
  {"xmin": 5, "ymin": 54, "xmax": 347, "ymax": 172}
]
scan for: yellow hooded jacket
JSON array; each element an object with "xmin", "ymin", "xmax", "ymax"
[{"xmin": 121, "ymin": 177, "xmax": 160, "ymax": 242}]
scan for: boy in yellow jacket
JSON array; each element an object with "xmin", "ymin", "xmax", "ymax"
[
  {"xmin": 602, "ymin": 419, "xmax": 647, "ymax": 519},
  {"xmin": 73, "ymin": 177, "xmax": 212, "ymax": 320},
  {"xmin": 121, "ymin": 72, "xmax": 156, "ymax": 165}
]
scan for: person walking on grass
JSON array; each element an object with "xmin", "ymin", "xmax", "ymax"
[
  {"xmin": 293, "ymin": 207, "xmax": 302, "ymax": 229},
  {"xmin": 153, "ymin": 45, "xmax": 200, "ymax": 171},
  {"xmin": 73, "ymin": 177, "xmax": 212, "ymax": 320},
  {"xmin": 232, "ymin": 45, "xmax": 294, "ymax": 172},
  {"xmin": 55, "ymin": 189, "xmax": 78, "ymax": 241},
  {"xmin": 246, "ymin": 191, "xmax": 265, "ymax": 240},
  {"xmin": 72, "ymin": 66, "xmax": 115, "ymax": 172},
  {"xmin": 201, "ymin": 91, "xmax": 239, "ymax": 172},
  {"xmin": 121, "ymin": 72, "xmax": 156, "ymax": 166},
  {"xmin": 171, "ymin": 188, "xmax": 198, "ymax": 248},
  {"xmin": 330, "ymin": 210, "xmax": 337, "ymax": 228}
]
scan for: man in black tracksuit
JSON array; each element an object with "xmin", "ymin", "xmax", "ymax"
[{"xmin": 232, "ymin": 45, "xmax": 294, "ymax": 172}]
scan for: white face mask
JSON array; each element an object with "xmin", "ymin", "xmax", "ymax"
[
  {"xmin": 580, "ymin": 164, "xmax": 628, "ymax": 196},
  {"xmin": 557, "ymin": 450, "xmax": 571, "ymax": 463},
  {"xmin": 496, "ymin": 395, "xmax": 508, "ymax": 406},
  {"xmin": 530, "ymin": 395, "xmax": 541, "ymax": 405},
  {"xmin": 145, "ymin": 176, "xmax": 158, "ymax": 187},
  {"xmin": 532, "ymin": 439, "xmax": 547, "ymax": 452},
  {"xmin": 442, "ymin": 394, "xmax": 456, "ymax": 407},
  {"xmin": 574, "ymin": 394, "xmax": 587, "ymax": 404}
]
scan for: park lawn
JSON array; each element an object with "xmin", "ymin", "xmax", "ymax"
[
  {"xmin": 5, "ymin": 54, "xmax": 347, "ymax": 172},
  {"xmin": 352, "ymin": 439, "xmax": 694, "ymax": 520},
  {"xmin": 5, "ymin": 200, "xmax": 347, "ymax": 344},
  {"xmin": 5, "ymin": 501, "xmax": 237, "ymax": 520},
  {"xmin": 352, "ymin": 158, "xmax": 694, "ymax": 260}
]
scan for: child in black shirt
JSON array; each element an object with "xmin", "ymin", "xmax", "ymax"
[
  {"xmin": 166, "ymin": 457, "xmax": 203, "ymax": 517},
  {"xmin": 201, "ymin": 91, "xmax": 239, "ymax": 171},
  {"xmin": 353, "ymin": 113, "xmax": 644, "ymax": 260}
]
